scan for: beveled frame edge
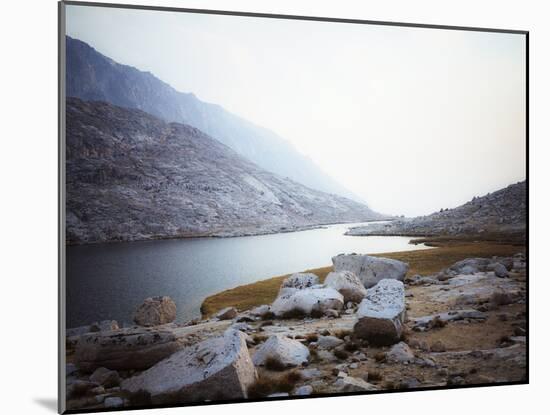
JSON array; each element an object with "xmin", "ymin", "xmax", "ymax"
[
  {"xmin": 61, "ymin": 0, "xmax": 528, "ymax": 34},
  {"xmin": 58, "ymin": 2, "xmax": 67, "ymax": 413}
]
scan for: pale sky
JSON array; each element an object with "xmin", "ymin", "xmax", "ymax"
[{"xmin": 66, "ymin": 5, "xmax": 526, "ymax": 216}]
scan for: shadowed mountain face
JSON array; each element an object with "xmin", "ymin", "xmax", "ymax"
[
  {"xmin": 66, "ymin": 36, "xmax": 363, "ymax": 202},
  {"xmin": 66, "ymin": 98, "xmax": 384, "ymax": 244},
  {"xmin": 347, "ymin": 181, "xmax": 526, "ymax": 238}
]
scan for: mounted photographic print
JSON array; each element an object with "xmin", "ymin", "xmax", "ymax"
[{"xmin": 59, "ymin": 1, "xmax": 528, "ymax": 413}]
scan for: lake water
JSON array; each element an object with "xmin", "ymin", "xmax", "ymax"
[{"xmin": 66, "ymin": 222, "xmax": 431, "ymax": 328}]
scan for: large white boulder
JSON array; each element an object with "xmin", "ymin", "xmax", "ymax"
[
  {"xmin": 332, "ymin": 254, "xmax": 409, "ymax": 288},
  {"xmin": 353, "ymin": 279, "xmax": 406, "ymax": 345},
  {"xmin": 325, "ymin": 271, "xmax": 368, "ymax": 303},
  {"xmin": 252, "ymin": 335, "xmax": 310, "ymax": 367},
  {"xmin": 122, "ymin": 329, "xmax": 257, "ymax": 404},
  {"xmin": 75, "ymin": 327, "xmax": 180, "ymax": 372},
  {"xmin": 133, "ymin": 296, "xmax": 177, "ymax": 327},
  {"xmin": 271, "ymin": 287, "xmax": 344, "ymax": 318}
]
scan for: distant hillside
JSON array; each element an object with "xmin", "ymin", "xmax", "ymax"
[
  {"xmin": 346, "ymin": 181, "xmax": 526, "ymax": 238},
  {"xmin": 66, "ymin": 36, "xmax": 362, "ymax": 202},
  {"xmin": 66, "ymin": 98, "xmax": 385, "ymax": 244}
]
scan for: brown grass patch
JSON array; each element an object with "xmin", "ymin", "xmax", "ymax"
[
  {"xmin": 431, "ymin": 316, "xmax": 448, "ymax": 329},
  {"xmin": 247, "ymin": 370, "xmax": 302, "ymax": 398},
  {"xmin": 264, "ymin": 356, "xmax": 287, "ymax": 371},
  {"xmin": 247, "ymin": 377, "xmax": 274, "ymax": 399},
  {"xmin": 374, "ymin": 352, "xmax": 387, "ymax": 362},
  {"xmin": 376, "ymin": 242, "xmax": 523, "ymax": 277},
  {"xmin": 368, "ymin": 369, "xmax": 383, "ymax": 382}
]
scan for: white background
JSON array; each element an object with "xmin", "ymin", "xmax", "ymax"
[{"xmin": 0, "ymin": 0, "xmax": 545, "ymax": 414}]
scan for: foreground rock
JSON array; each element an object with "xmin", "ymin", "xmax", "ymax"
[
  {"xmin": 122, "ymin": 329, "xmax": 257, "ymax": 404},
  {"xmin": 332, "ymin": 254, "xmax": 408, "ymax": 288},
  {"xmin": 493, "ymin": 263, "xmax": 509, "ymax": 278},
  {"xmin": 89, "ymin": 367, "xmax": 120, "ymax": 388},
  {"xmin": 333, "ymin": 376, "xmax": 378, "ymax": 392},
  {"xmin": 271, "ymin": 287, "xmax": 344, "ymax": 318},
  {"xmin": 66, "ymin": 320, "xmax": 120, "ymax": 347},
  {"xmin": 316, "ymin": 335, "xmax": 344, "ymax": 350},
  {"xmin": 67, "ymin": 321, "xmax": 120, "ymax": 338},
  {"xmin": 214, "ymin": 307, "xmax": 238, "ymax": 320},
  {"xmin": 443, "ymin": 258, "xmax": 511, "ymax": 277},
  {"xmin": 252, "ymin": 335, "xmax": 310, "ymax": 367},
  {"xmin": 133, "ymin": 296, "xmax": 177, "ymax": 327},
  {"xmin": 354, "ymin": 279, "xmax": 406, "ymax": 345},
  {"xmin": 324, "ymin": 271, "xmax": 368, "ymax": 303},
  {"xmin": 294, "ymin": 385, "xmax": 314, "ymax": 396},
  {"xmin": 412, "ymin": 309, "xmax": 487, "ymax": 331},
  {"xmin": 104, "ymin": 397, "xmax": 124, "ymax": 408},
  {"xmin": 386, "ymin": 342, "xmax": 415, "ymax": 363},
  {"xmin": 426, "ymin": 272, "xmax": 523, "ymax": 306},
  {"xmin": 75, "ymin": 327, "xmax": 180, "ymax": 372}
]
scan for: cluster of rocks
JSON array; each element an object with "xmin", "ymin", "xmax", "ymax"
[
  {"xmin": 65, "ymin": 253, "xmax": 527, "ymax": 411},
  {"xmin": 436, "ymin": 254, "xmax": 525, "ymax": 280},
  {"xmin": 346, "ymin": 181, "xmax": 526, "ymax": 238},
  {"xmin": 268, "ymin": 254, "xmax": 408, "ymax": 321}
]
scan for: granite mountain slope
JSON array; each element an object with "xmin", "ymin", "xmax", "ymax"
[
  {"xmin": 66, "ymin": 36, "xmax": 361, "ymax": 202},
  {"xmin": 66, "ymin": 98, "xmax": 384, "ymax": 244},
  {"xmin": 347, "ymin": 181, "xmax": 526, "ymax": 238}
]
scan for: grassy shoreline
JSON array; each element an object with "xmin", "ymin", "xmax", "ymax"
[{"xmin": 200, "ymin": 239, "xmax": 525, "ymax": 318}]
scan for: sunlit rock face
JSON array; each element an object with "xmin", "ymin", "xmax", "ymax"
[{"xmin": 66, "ymin": 98, "xmax": 381, "ymax": 244}]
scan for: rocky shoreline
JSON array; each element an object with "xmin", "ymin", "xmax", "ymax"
[
  {"xmin": 66, "ymin": 219, "xmax": 386, "ymax": 246},
  {"xmin": 346, "ymin": 181, "xmax": 526, "ymax": 239},
  {"xmin": 65, "ymin": 252, "xmax": 526, "ymax": 411}
]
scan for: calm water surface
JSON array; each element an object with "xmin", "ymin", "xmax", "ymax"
[{"xmin": 66, "ymin": 222, "xmax": 431, "ymax": 327}]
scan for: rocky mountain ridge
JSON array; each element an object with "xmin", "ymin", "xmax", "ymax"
[
  {"xmin": 66, "ymin": 98, "xmax": 384, "ymax": 244},
  {"xmin": 346, "ymin": 181, "xmax": 526, "ymax": 238},
  {"xmin": 66, "ymin": 35, "xmax": 362, "ymax": 202}
]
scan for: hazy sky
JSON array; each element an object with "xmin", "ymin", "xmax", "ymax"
[{"xmin": 66, "ymin": 5, "xmax": 526, "ymax": 216}]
